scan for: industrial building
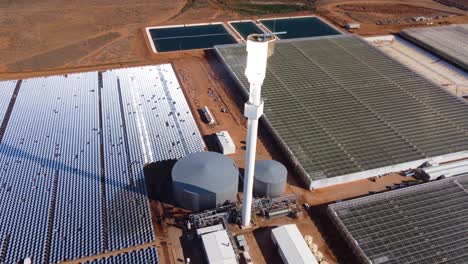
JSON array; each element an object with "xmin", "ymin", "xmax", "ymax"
[
  {"xmin": 0, "ymin": 64, "xmax": 205, "ymax": 263},
  {"xmin": 271, "ymin": 224, "xmax": 318, "ymax": 264},
  {"xmin": 216, "ymin": 34, "xmax": 468, "ymax": 189},
  {"xmin": 172, "ymin": 152, "xmax": 239, "ymax": 211},
  {"xmin": 201, "ymin": 229, "xmax": 237, "ymax": 264},
  {"xmin": 400, "ymin": 24, "xmax": 468, "ymax": 71},
  {"xmin": 328, "ymin": 174, "xmax": 468, "ymax": 264}
]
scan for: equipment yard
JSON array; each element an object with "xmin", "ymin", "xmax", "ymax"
[{"xmin": 1, "ymin": 0, "xmax": 468, "ymax": 264}]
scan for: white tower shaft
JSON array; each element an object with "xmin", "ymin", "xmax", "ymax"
[{"xmin": 242, "ymin": 34, "xmax": 275, "ymax": 227}]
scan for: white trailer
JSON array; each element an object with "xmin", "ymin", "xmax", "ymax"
[
  {"xmin": 271, "ymin": 224, "xmax": 318, "ymax": 264},
  {"xmin": 216, "ymin": 130, "xmax": 236, "ymax": 155},
  {"xmin": 204, "ymin": 106, "xmax": 216, "ymax": 125}
]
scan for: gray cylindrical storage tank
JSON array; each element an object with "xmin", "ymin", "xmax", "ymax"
[
  {"xmin": 253, "ymin": 160, "xmax": 287, "ymax": 197},
  {"xmin": 172, "ymin": 152, "xmax": 239, "ymax": 211}
]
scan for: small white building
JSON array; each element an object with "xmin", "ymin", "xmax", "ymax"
[
  {"xmin": 216, "ymin": 131, "xmax": 236, "ymax": 155},
  {"xmin": 271, "ymin": 224, "xmax": 318, "ymax": 264},
  {"xmin": 201, "ymin": 230, "xmax": 237, "ymax": 264}
]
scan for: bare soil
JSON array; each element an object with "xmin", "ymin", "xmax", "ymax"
[
  {"xmin": 1, "ymin": 0, "xmax": 467, "ymax": 78},
  {"xmin": 317, "ymin": 0, "xmax": 468, "ymax": 36}
]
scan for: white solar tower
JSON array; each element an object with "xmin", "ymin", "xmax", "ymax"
[{"xmin": 242, "ymin": 34, "xmax": 276, "ymax": 227}]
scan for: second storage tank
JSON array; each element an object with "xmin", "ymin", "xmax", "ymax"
[{"xmin": 253, "ymin": 160, "xmax": 287, "ymax": 197}]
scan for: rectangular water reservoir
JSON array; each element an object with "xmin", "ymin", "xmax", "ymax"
[
  {"xmin": 259, "ymin": 16, "xmax": 341, "ymax": 39},
  {"xmin": 146, "ymin": 23, "xmax": 238, "ymax": 53},
  {"xmin": 230, "ymin": 21, "xmax": 265, "ymax": 40}
]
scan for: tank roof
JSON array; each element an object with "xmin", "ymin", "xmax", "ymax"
[
  {"xmin": 255, "ymin": 160, "xmax": 287, "ymax": 183},
  {"xmin": 172, "ymin": 152, "xmax": 239, "ymax": 192}
]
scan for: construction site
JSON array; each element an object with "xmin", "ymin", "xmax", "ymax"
[{"xmin": 0, "ymin": 0, "xmax": 468, "ymax": 264}]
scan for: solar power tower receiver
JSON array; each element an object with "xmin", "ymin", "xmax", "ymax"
[{"xmin": 242, "ymin": 33, "xmax": 276, "ymax": 227}]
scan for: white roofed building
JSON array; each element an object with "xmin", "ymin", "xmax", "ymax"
[
  {"xmin": 201, "ymin": 230, "xmax": 237, "ymax": 264},
  {"xmin": 271, "ymin": 224, "xmax": 318, "ymax": 264}
]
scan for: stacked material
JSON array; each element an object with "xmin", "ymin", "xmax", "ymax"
[{"xmin": 418, "ymin": 159, "xmax": 468, "ymax": 181}]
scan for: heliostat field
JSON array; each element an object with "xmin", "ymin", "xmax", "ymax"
[{"xmin": 0, "ymin": 64, "xmax": 204, "ymax": 263}]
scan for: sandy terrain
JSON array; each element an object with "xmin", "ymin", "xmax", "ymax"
[
  {"xmin": 317, "ymin": 0, "xmax": 468, "ymax": 35},
  {"xmin": 0, "ymin": 0, "xmax": 189, "ymax": 76},
  {"xmin": 1, "ymin": 0, "xmax": 467, "ymax": 78},
  {"xmin": 0, "ymin": 0, "xmax": 255, "ymax": 78}
]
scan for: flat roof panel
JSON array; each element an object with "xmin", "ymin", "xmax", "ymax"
[
  {"xmin": 215, "ymin": 35, "xmax": 468, "ymax": 188},
  {"xmin": 202, "ymin": 230, "xmax": 237, "ymax": 264},
  {"xmin": 272, "ymin": 224, "xmax": 318, "ymax": 264}
]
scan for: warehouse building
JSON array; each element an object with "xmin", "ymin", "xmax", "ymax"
[
  {"xmin": 400, "ymin": 24, "xmax": 468, "ymax": 71},
  {"xmin": 328, "ymin": 174, "xmax": 468, "ymax": 264},
  {"xmin": 271, "ymin": 224, "xmax": 318, "ymax": 264},
  {"xmin": 215, "ymin": 35, "xmax": 468, "ymax": 189},
  {"xmin": 201, "ymin": 230, "xmax": 237, "ymax": 264}
]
